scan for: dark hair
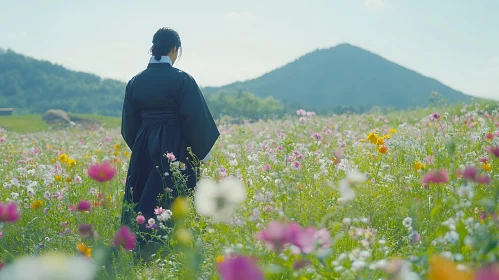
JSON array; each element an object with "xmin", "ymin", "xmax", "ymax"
[{"xmin": 150, "ymin": 27, "xmax": 182, "ymax": 61}]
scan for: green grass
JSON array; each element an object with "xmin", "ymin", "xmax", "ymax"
[
  {"xmin": 0, "ymin": 114, "xmax": 121, "ymax": 132},
  {"xmin": 0, "ymin": 115, "xmax": 49, "ymax": 133}
]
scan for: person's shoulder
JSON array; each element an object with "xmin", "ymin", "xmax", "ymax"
[{"xmin": 172, "ymin": 67, "xmax": 197, "ymax": 83}]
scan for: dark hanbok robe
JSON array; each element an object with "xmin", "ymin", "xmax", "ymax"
[{"xmin": 120, "ymin": 56, "xmax": 219, "ymax": 231}]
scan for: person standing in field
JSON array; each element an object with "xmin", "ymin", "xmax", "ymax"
[{"xmin": 120, "ymin": 27, "xmax": 219, "ymax": 251}]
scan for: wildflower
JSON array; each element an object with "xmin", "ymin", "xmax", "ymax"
[
  {"xmin": 402, "ymin": 217, "xmax": 412, "ymax": 228},
  {"xmin": 157, "ymin": 210, "xmax": 172, "ymax": 222},
  {"xmin": 113, "ymin": 226, "xmax": 136, "ymax": 250},
  {"xmin": 376, "ymin": 137, "xmax": 385, "ymax": 146},
  {"xmin": 87, "ymin": 161, "xmax": 116, "ymax": 182},
  {"xmin": 481, "ymin": 162, "xmax": 492, "ymax": 172},
  {"xmin": 485, "ymin": 146, "xmax": 499, "ymax": 158},
  {"xmin": 77, "ymin": 243, "xmax": 92, "ymax": 258},
  {"xmin": 311, "ymin": 132, "xmax": 323, "ymax": 141},
  {"xmin": 425, "ymin": 156, "xmax": 435, "ymax": 165},
  {"xmin": 175, "ymin": 228, "xmax": 193, "ymax": 244},
  {"xmin": 476, "ymin": 174, "xmax": 491, "ymax": 185},
  {"xmin": 338, "ymin": 179, "xmax": 356, "ymax": 201},
  {"xmin": 165, "ymin": 152, "xmax": 176, "ymax": 161},
  {"xmin": 367, "ymin": 132, "xmax": 378, "ymax": 144},
  {"xmin": 154, "ymin": 207, "xmax": 166, "ymax": 215},
  {"xmin": 67, "ymin": 158, "xmax": 76, "ymax": 168},
  {"xmin": 217, "ymin": 255, "xmax": 264, "ymax": 280},
  {"xmin": 31, "ymin": 200, "xmax": 44, "ymax": 210},
  {"xmin": 475, "ymin": 263, "xmax": 499, "ymax": 280},
  {"xmin": 76, "ymin": 200, "xmax": 91, "ymax": 212},
  {"xmin": 194, "ymin": 177, "xmax": 246, "ymax": 222},
  {"xmin": 136, "ymin": 215, "xmax": 145, "ymax": 225},
  {"xmin": 172, "ymin": 197, "xmax": 190, "ymax": 219},
  {"xmin": 389, "ymin": 128, "xmax": 397, "ymax": 134},
  {"xmin": 216, "ymin": 256, "xmax": 225, "ymax": 263},
  {"xmin": 459, "ymin": 166, "xmax": 478, "ymax": 181},
  {"xmin": 113, "ymin": 143, "xmax": 120, "ymax": 151},
  {"xmin": 414, "ymin": 161, "xmax": 426, "ymax": 172},
  {"xmin": 78, "ymin": 224, "xmax": 93, "ymax": 239},
  {"xmin": 378, "ymin": 145, "xmax": 388, "ymax": 154},
  {"xmin": 148, "ymin": 218, "xmax": 156, "ymax": 226},
  {"xmin": 54, "ymin": 175, "xmax": 62, "ymax": 182},
  {"xmin": 254, "ymin": 221, "xmax": 301, "ymax": 251},
  {"xmin": 292, "ymin": 161, "xmax": 302, "ymax": 169},
  {"xmin": 262, "ymin": 164, "xmax": 271, "ymax": 171},
  {"xmin": 74, "ymin": 175, "xmax": 82, "ymax": 184},
  {"xmin": 428, "ymin": 255, "xmax": 473, "ymax": 280},
  {"xmin": 422, "ymin": 169, "xmax": 449, "ymax": 184},
  {"xmin": 58, "ymin": 153, "xmax": 68, "ymax": 163},
  {"xmin": 0, "ymin": 202, "xmax": 21, "ymax": 223}
]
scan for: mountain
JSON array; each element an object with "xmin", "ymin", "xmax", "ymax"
[
  {"xmin": 204, "ymin": 43, "xmax": 473, "ymax": 112},
  {"xmin": 0, "ymin": 49, "xmax": 126, "ymax": 116}
]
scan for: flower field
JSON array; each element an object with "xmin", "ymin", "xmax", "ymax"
[{"xmin": 1, "ymin": 102, "xmax": 499, "ymax": 279}]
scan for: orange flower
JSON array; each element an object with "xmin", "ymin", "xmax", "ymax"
[
  {"xmin": 482, "ymin": 162, "xmax": 492, "ymax": 172},
  {"xmin": 54, "ymin": 175, "xmax": 62, "ymax": 182},
  {"xmin": 77, "ymin": 243, "xmax": 92, "ymax": 258},
  {"xmin": 216, "ymin": 255, "xmax": 224, "ymax": 263},
  {"xmin": 66, "ymin": 177, "xmax": 73, "ymax": 183},
  {"xmin": 31, "ymin": 200, "xmax": 44, "ymax": 210},
  {"xmin": 428, "ymin": 256, "xmax": 473, "ymax": 280},
  {"xmin": 378, "ymin": 145, "xmax": 388, "ymax": 154}
]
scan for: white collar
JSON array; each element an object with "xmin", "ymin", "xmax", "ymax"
[{"xmin": 149, "ymin": 56, "xmax": 172, "ymax": 65}]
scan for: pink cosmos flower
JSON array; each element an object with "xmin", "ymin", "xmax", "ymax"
[
  {"xmin": 422, "ymin": 169, "xmax": 449, "ymax": 184},
  {"xmin": 166, "ymin": 152, "xmax": 176, "ymax": 161},
  {"xmin": 154, "ymin": 207, "xmax": 165, "ymax": 215},
  {"xmin": 480, "ymin": 157, "xmax": 489, "ymax": 163},
  {"xmin": 311, "ymin": 132, "xmax": 323, "ymax": 141},
  {"xmin": 459, "ymin": 166, "xmax": 478, "ymax": 181},
  {"xmin": 262, "ymin": 164, "xmax": 271, "ymax": 172},
  {"xmin": 217, "ymin": 255, "xmax": 264, "ymax": 280},
  {"xmin": 87, "ymin": 161, "xmax": 116, "ymax": 182},
  {"xmin": 475, "ymin": 263, "xmax": 499, "ymax": 280},
  {"xmin": 136, "ymin": 215, "xmax": 145, "ymax": 225},
  {"xmin": 486, "ymin": 146, "xmax": 499, "ymax": 158},
  {"xmin": 476, "ymin": 174, "xmax": 491, "ymax": 185},
  {"xmin": 76, "ymin": 200, "xmax": 91, "ymax": 212},
  {"xmin": 254, "ymin": 221, "xmax": 301, "ymax": 251},
  {"xmin": 0, "ymin": 202, "xmax": 21, "ymax": 223},
  {"xmin": 485, "ymin": 133, "xmax": 495, "ymax": 140},
  {"xmin": 114, "ymin": 226, "xmax": 136, "ymax": 250}
]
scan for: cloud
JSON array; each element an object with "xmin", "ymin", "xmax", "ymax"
[
  {"xmin": 364, "ymin": 0, "xmax": 385, "ymax": 10},
  {"xmin": 7, "ymin": 32, "xmax": 27, "ymax": 39},
  {"xmin": 223, "ymin": 12, "xmax": 256, "ymax": 22}
]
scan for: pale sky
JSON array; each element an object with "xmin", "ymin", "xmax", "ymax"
[{"xmin": 1, "ymin": 0, "xmax": 498, "ymax": 100}]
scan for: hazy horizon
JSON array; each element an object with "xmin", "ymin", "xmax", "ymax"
[{"xmin": 1, "ymin": 0, "xmax": 498, "ymax": 100}]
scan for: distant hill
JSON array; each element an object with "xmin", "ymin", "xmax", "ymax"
[
  {"xmin": 204, "ymin": 43, "xmax": 473, "ymax": 112},
  {"xmin": 0, "ymin": 49, "xmax": 126, "ymax": 116}
]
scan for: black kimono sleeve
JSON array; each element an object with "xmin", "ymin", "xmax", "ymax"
[
  {"xmin": 179, "ymin": 74, "xmax": 220, "ymax": 160},
  {"xmin": 121, "ymin": 78, "xmax": 141, "ymax": 150}
]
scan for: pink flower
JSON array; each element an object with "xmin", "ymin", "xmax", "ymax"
[
  {"xmin": 136, "ymin": 215, "xmax": 145, "ymax": 224},
  {"xmin": 475, "ymin": 263, "xmax": 499, "ymax": 280},
  {"xmin": 422, "ymin": 169, "xmax": 449, "ymax": 184},
  {"xmin": 459, "ymin": 166, "xmax": 478, "ymax": 181},
  {"xmin": 485, "ymin": 133, "xmax": 495, "ymax": 140},
  {"xmin": 262, "ymin": 164, "xmax": 271, "ymax": 171},
  {"xmin": 154, "ymin": 207, "xmax": 165, "ymax": 215},
  {"xmin": 87, "ymin": 161, "xmax": 116, "ymax": 182},
  {"xmin": 76, "ymin": 200, "xmax": 91, "ymax": 212},
  {"xmin": 486, "ymin": 146, "xmax": 499, "ymax": 158},
  {"xmin": 254, "ymin": 221, "xmax": 301, "ymax": 251},
  {"xmin": 217, "ymin": 255, "xmax": 264, "ymax": 280},
  {"xmin": 114, "ymin": 226, "xmax": 136, "ymax": 250},
  {"xmin": 480, "ymin": 157, "xmax": 489, "ymax": 163},
  {"xmin": 424, "ymin": 156, "xmax": 434, "ymax": 165},
  {"xmin": 0, "ymin": 202, "xmax": 21, "ymax": 223},
  {"xmin": 311, "ymin": 132, "xmax": 323, "ymax": 141},
  {"xmin": 78, "ymin": 223, "xmax": 93, "ymax": 238},
  {"xmin": 166, "ymin": 152, "xmax": 176, "ymax": 161},
  {"xmin": 476, "ymin": 174, "xmax": 491, "ymax": 185},
  {"xmin": 292, "ymin": 161, "xmax": 302, "ymax": 169}
]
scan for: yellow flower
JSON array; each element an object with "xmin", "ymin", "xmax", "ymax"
[
  {"xmin": 172, "ymin": 197, "xmax": 190, "ymax": 219},
  {"xmin": 384, "ymin": 134, "xmax": 391, "ymax": 139},
  {"xmin": 378, "ymin": 145, "xmax": 388, "ymax": 154},
  {"xmin": 376, "ymin": 137, "xmax": 385, "ymax": 146},
  {"xmin": 31, "ymin": 200, "xmax": 44, "ymax": 210},
  {"xmin": 175, "ymin": 228, "xmax": 193, "ymax": 245},
  {"xmin": 367, "ymin": 132, "xmax": 378, "ymax": 144},
  {"xmin": 54, "ymin": 175, "xmax": 62, "ymax": 182},
  {"xmin": 77, "ymin": 243, "xmax": 92, "ymax": 258},
  {"xmin": 67, "ymin": 158, "xmax": 76, "ymax": 168},
  {"xmin": 428, "ymin": 256, "xmax": 473, "ymax": 280},
  {"xmin": 113, "ymin": 151, "xmax": 118, "ymax": 156},
  {"xmin": 482, "ymin": 162, "xmax": 492, "ymax": 172},
  {"xmin": 50, "ymin": 158, "xmax": 56, "ymax": 163},
  {"xmin": 58, "ymin": 153, "xmax": 68, "ymax": 163},
  {"xmin": 216, "ymin": 255, "xmax": 224, "ymax": 263},
  {"xmin": 114, "ymin": 143, "xmax": 120, "ymax": 151},
  {"xmin": 389, "ymin": 128, "xmax": 397, "ymax": 134},
  {"xmin": 65, "ymin": 177, "xmax": 73, "ymax": 183},
  {"xmin": 84, "ymin": 154, "xmax": 90, "ymax": 160},
  {"xmin": 360, "ymin": 139, "xmax": 366, "ymax": 143},
  {"xmin": 414, "ymin": 161, "xmax": 426, "ymax": 172}
]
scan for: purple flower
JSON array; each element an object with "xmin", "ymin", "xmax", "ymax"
[
  {"xmin": 0, "ymin": 202, "xmax": 21, "ymax": 223},
  {"xmin": 114, "ymin": 226, "xmax": 136, "ymax": 250},
  {"xmin": 78, "ymin": 223, "xmax": 93, "ymax": 238},
  {"xmin": 422, "ymin": 169, "xmax": 449, "ymax": 184},
  {"xmin": 76, "ymin": 200, "xmax": 91, "ymax": 212},
  {"xmin": 486, "ymin": 146, "xmax": 499, "ymax": 158},
  {"xmin": 311, "ymin": 132, "xmax": 323, "ymax": 141},
  {"xmin": 217, "ymin": 255, "xmax": 264, "ymax": 280},
  {"xmin": 460, "ymin": 166, "xmax": 478, "ymax": 181}
]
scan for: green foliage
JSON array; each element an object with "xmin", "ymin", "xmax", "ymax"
[{"xmin": 0, "ymin": 50, "xmax": 126, "ymax": 116}]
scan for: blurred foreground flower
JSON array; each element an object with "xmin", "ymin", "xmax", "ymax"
[
  {"xmin": 217, "ymin": 255, "xmax": 264, "ymax": 280},
  {"xmin": 114, "ymin": 226, "xmax": 136, "ymax": 250},
  {"xmin": 428, "ymin": 256, "xmax": 472, "ymax": 280},
  {"xmin": 335, "ymin": 170, "xmax": 367, "ymax": 201},
  {"xmin": 422, "ymin": 169, "xmax": 449, "ymax": 185},
  {"xmin": 0, "ymin": 252, "xmax": 96, "ymax": 280},
  {"xmin": 194, "ymin": 176, "xmax": 246, "ymax": 222},
  {"xmin": 0, "ymin": 201, "xmax": 20, "ymax": 223},
  {"xmin": 87, "ymin": 161, "xmax": 116, "ymax": 182},
  {"xmin": 475, "ymin": 263, "xmax": 499, "ymax": 279}
]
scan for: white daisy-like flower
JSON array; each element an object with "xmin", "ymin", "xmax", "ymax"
[
  {"xmin": 402, "ymin": 217, "xmax": 412, "ymax": 228},
  {"xmin": 346, "ymin": 170, "xmax": 367, "ymax": 183},
  {"xmin": 338, "ymin": 179, "xmax": 356, "ymax": 201},
  {"xmin": 157, "ymin": 210, "xmax": 172, "ymax": 222},
  {"xmin": 194, "ymin": 176, "xmax": 246, "ymax": 223}
]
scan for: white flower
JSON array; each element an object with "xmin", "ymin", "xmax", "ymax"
[
  {"xmin": 157, "ymin": 210, "xmax": 172, "ymax": 222},
  {"xmin": 148, "ymin": 218, "xmax": 156, "ymax": 226},
  {"xmin": 194, "ymin": 176, "xmax": 246, "ymax": 223},
  {"xmin": 402, "ymin": 217, "xmax": 412, "ymax": 228},
  {"xmin": 338, "ymin": 179, "xmax": 356, "ymax": 201},
  {"xmin": 346, "ymin": 170, "xmax": 367, "ymax": 183},
  {"xmin": 444, "ymin": 231, "xmax": 459, "ymax": 244}
]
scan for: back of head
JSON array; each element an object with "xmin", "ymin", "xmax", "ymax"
[{"xmin": 150, "ymin": 27, "xmax": 182, "ymax": 61}]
